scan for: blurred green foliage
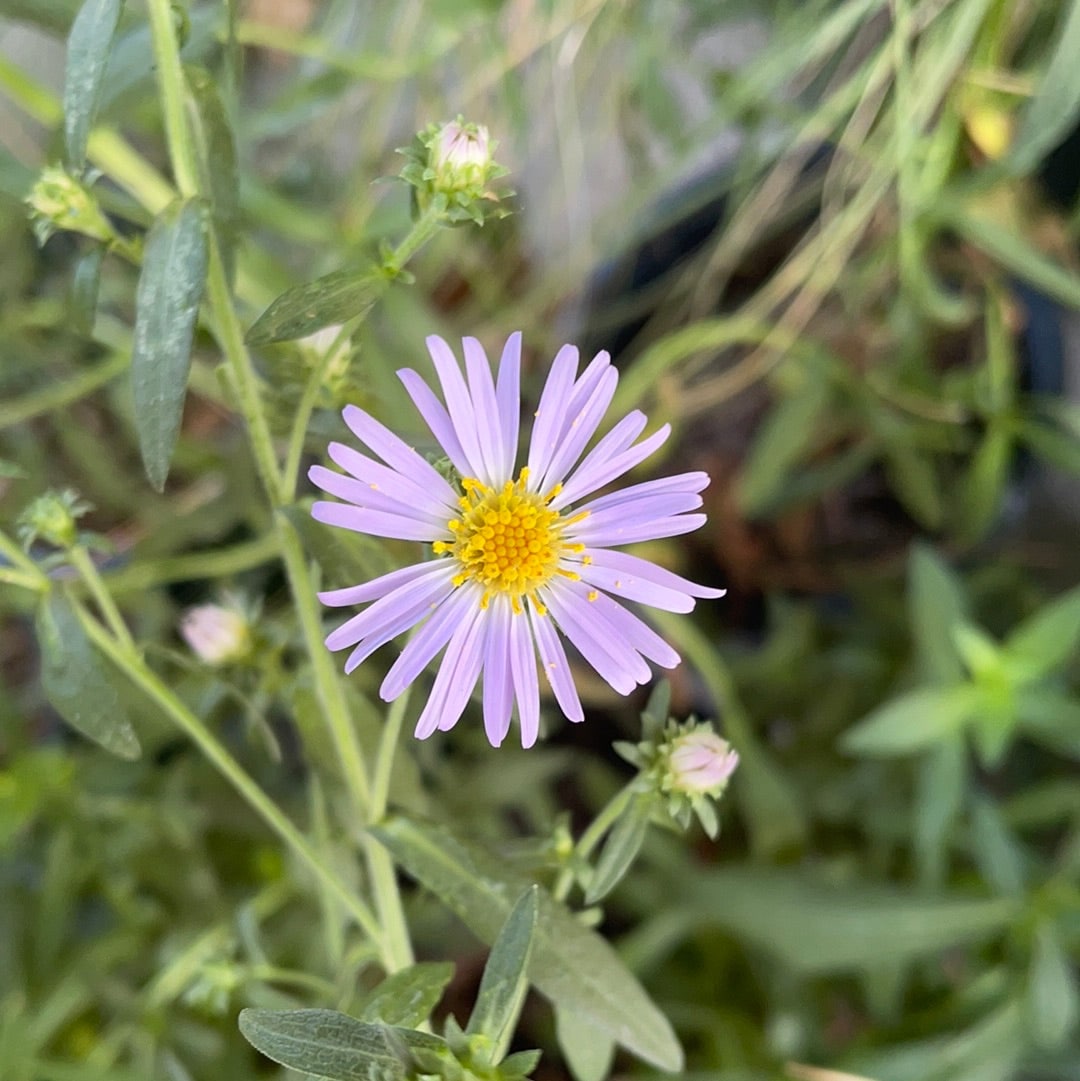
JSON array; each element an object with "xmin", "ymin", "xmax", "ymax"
[{"xmin": 1, "ymin": 1, "xmax": 1079, "ymax": 1080}]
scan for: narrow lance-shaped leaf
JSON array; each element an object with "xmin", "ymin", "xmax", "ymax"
[
  {"xmin": 36, "ymin": 590, "xmax": 140, "ymax": 759},
  {"xmin": 63, "ymin": 0, "xmax": 125, "ymax": 170},
  {"xmin": 358, "ymin": 962, "xmax": 455, "ymax": 1028},
  {"xmin": 183, "ymin": 65, "xmax": 240, "ymax": 282},
  {"xmin": 372, "ymin": 816, "xmax": 683, "ymax": 1072},
  {"xmin": 246, "ymin": 268, "xmax": 383, "ymax": 345},
  {"xmin": 1025, "ymin": 924, "xmax": 1080, "ymax": 1050},
  {"xmin": 555, "ymin": 1005, "xmax": 615, "ymax": 1081},
  {"xmin": 131, "ymin": 198, "xmax": 209, "ymax": 492},
  {"xmin": 466, "ymin": 886, "xmax": 539, "ymax": 1062},
  {"xmin": 238, "ymin": 1008, "xmax": 445, "ymax": 1081},
  {"xmin": 909, "ymin": 544, "xmax": 967, "ymax": 684},
  {"xmin": 71, "ymin": 244, "xmax": 106, "ymax": 336},
  {"xmin": 585, "ymin": 794, "xmax": 652, "ymax": 905},
  {"xmin": 1008, "ymin": 0, "xmax": 1080, "ymax": 175},
  {"xmin": 842, "ymin": 684, "xmax": 981, "ymax": 756}
]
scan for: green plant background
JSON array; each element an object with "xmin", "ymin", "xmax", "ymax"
[{"xmin": 1, "ymin": 1, "xmax": 1079, "ymax": 1080}]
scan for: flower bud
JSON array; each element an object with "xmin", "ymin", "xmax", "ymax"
[
  {"xmin": 180, "ymin": 603, "xmax": 251, "ymax": 665},
  {"xmin": 397, "ymin": 117, "xmax": 510, "ymax": 225},
  {"xmin": 26, "ymin": 165, "xmax": 116, "ymax": 247},
  {"xmin": 667, "ymin": 729, "xmax": 739, "ymax": 796},
  {"xmin": 17, "ymin": 489, "xmax": 92, "ymax": 550}
]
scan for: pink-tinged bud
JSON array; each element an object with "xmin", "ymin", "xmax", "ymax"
[
  {"xmin": 430, "ymin": 120, "xmax": 493, "ymax": 193},
  {"xmin": 180, "ymin": 604, "xmax": 250, "ymax": 665},
  {"xmin": 668, "ymin": 730, "xmax": 739, "ymax": 795}
]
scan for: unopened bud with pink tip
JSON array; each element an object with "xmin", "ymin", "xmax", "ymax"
[
  {"xmin": 180, "ymin": 603, "xmax": 251, "ymax": 665},
  {"xmin": 668, "ymin": 729, "xmax": 740, "ymax": 796}
]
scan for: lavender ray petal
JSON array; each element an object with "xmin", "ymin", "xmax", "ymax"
[
  {"xmin": 482, "ymin": 597, "xmax": 514, "ymax": 747},
  {"xmin": 585, "ymin": 589, "xmax": 681, "ymax": 668},
  {"xmin": 462, "ymin": 336, "xmax": 502, "ymax": 484},
  {"xmin": 509, "ymin": 608, "xmax": 540, "ymax": 748},
  {"xmin": 413, "ymin": 603, "xmax": 486, "ymax": 739},
  {"xmin": 570, "ymin": 511, "xmax": 708, "ymax": 547},
  {"xmin": 543, "ymin": 581, "xmax": 648, "ymax": 694},
  {"xmin": 579, "ymin": 548, "xmax": 726, "ymax": 600},
  {"xmin": 525, "ymin": 344, "xmax": 579, "ymax": 488},
  {"xmin": 573, "ymin": 561, "xmax": 694, "ymax": 613},
  {"xmin": 342, "ymin": 405, "xmax": 460, "ymax": 504},
  {"xmin": 538, "ymin": 365, "xmax": 617, "ymax": 493},
  {"xmin": 528, "ymin": 601, "xmax": 584, "ymax": 723},
  {"xmin": 318, "ymin": 560, "xmax": 442, "ymax": 608},
  {"xmin": 325, "ymin": 442, "xmax": 457, "ymax": 517},
  {"xmin": 397, "ymin": 368, "xmax": 472, "ymax": 477},
  {"xmin": 380, "ymin": 584, "xmax": 480, "ymax": 700},
  {"xmin": 495, "ymin": 333, "xmax": 522, "ymax": 478},
  {"xmin": 312, "ymin": 501, "xmax": 448, "ymax": 542},
  {"xmin": 309, "ymin": 466, "xmax": 450, "ymax": 525},
  {"xmin": 324, "ymin": 564, "xmax": 456, "ymax": 651},
  {"xmin": 571, "ymin": 493, "xmax": 703, "ymax": 537},
  {"xmin": 555, "ymin": 423, "xmax": 670, "ymax": 509},
  {"xmin": 570, "ymin": 512, "xmax": 709, "ymax": 549},
  {"xmin": 547, "ymin": 411, "xmax": 647, "ymax": 511},
  {"xmin": 426, "ymin": 335, "xmax": 489, "ymax": 482},
  {"xmin": 574, "ymin": 472, "xmax": 710, "ymax": 516}
]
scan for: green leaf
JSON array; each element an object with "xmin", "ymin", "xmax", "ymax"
[
  {"xmin": 969, "ymin": 794, "xmax": 1025, "ymax": 897},
  {"xmin": 1008, "ymin": 0, "xmax": 1080, "ymax": 175},
  {"xmin": 70, "ymin": 244, "xmax": 105, "ymax": 336},
  {"xmin": 555, "ymin": 1005, "xmax": 615, "ymax": 1081},
  {"xmin": 883, "ymin": 445, "xmax": 942, "ymax": 530},
  {"xmin": 1004, "ymin": 585, "xmax": 1080, "ymax": 679},
  {"xmin": 584, "ymin": 794, "xmax": 652, "ymax": 904},
  {"xmin": 63, "ymin": 0, "xmax": 124, "ymax": 170},
  {"xmin": 246, "ymin": 269, "xmax": 383, "ymax": 345},
  {"xmin": 183, "ymin": 66, "xmax": 240, "ymax": 281},
  {"xmin": 843, "ymin": 684, "xmax": 980, "ymax": 756},
  {"xmin": 238, "ymin": 1008, "xmax": 444, "ymax": 1081},
  {"xmin": 950, "ymin": 211, "xmax": 1080, "ymax": 309},
  {"xmin": 688, "ymin": 867, "xmax": 1015, "ymax": 974},
  {"xmin": 466, "ymin": 887, "xmax": 539, "ymax": 1060},
  {"xmin": 1018, "ymin": 418, "xmax": 1080, "ymax": 474},
  {"xmin": 1015, "ymin": 688, "xmax": 1080, "ymax": 759},
  {"xmin": 909, "ymin": 544, "xmax": 967, "ymax": 684},
  {"xmin": 1025, "ymin": 924, "xmax": 1079, "ymax": 1050},
  {"xmin": 131, "ymin": 197, "xmax": 209, "ymax": 492},
  {"xmin": 357, "ymin": 963, "xmax": 454, "ymax": 1028},
  {"xmin": 952, "ymin": 622, "xmax": 1003, "ymax": 681},
  {"xmin": 913, "ymin": 736, "xmax": 967, "ymax": 889},
  {"xmin": 737, "ymin": 377, "xmax": 830, "ymax": 516},
  {"xmin": 372, "ymin": 816, "xmax": 683, "ymax": 1072},
  {"xmin": 955, "ymin": 424, "xmax": 1011, "ymax": 544},
  {"xmin": 36, "ymin": 591, "xmax": 140, "ymax": 759}
]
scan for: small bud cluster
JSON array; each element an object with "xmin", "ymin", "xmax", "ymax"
[
  {"xmin": 398, "ymin": 118, "xmax": 511, "ymax": 225},
  {"xmin": 26, "ymin": 166, "xmax": 117, "ymax": 248},
  {"xmin": 404, "ymin": 1016, "xmax": 539, "ymax": 1081},
  {"xmin": 180, "ymin": 600, "xmax": 252, "ymax": 666},
  {"xmin": 17, "ymin": 489, "xmax": 93, "ymax": 551},
  {"xmin": 616, "ymin": 683, "xmax": 739, "ymax": 839}
]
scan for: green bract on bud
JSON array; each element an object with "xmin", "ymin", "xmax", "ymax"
[
  {"xmin": 398, "ymin": 117, "xmax": 511, "ymax": 226},
  {"xmin": 26, "ymin": 165, "xmax": 116, "ymax": 247},
  {"xmin": 180, "ymin": 602, "xmax": 251, "ymax": 666},
  {"xmin": 17, "ymin": 489, "xmax": 93, "ymax": 550},
  {"xmin": 616, "ymin": 685, "xmax": 739, "ymax": 840}
]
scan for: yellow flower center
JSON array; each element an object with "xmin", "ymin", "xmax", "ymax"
[{"xmin": 433, "ymin": 468, "xmax": 586, "ymax": 613}]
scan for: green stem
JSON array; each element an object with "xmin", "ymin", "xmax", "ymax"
[
  {"xmin": 0, "ymin": 529, "xmax": 49, "ymax": 588},
  {"xmin": 553, "ymin": 781, "xmax": 637, "ymax": 903},
  {"xmin": 0, "ymin": 352, "xmax": 128, "ymax": 430},
  {"xmin": 384, "ymin": 203, "xmax": 446, "ymax": 274},
  {"xmin": 75, "ymin": 602, "xmax": 386, "ymax": 950},
  {"xmin": 145, "ymin": 0, "xmax": 200, "ymax": 197},
  {"xmin": 276, "ymin": 512, "xmax": 371, "ymax": 814},
  {"xmin": 69, "ymin": 546, "xmax": 134, "ymax": 651},
  {"xmin": 363, "ymin": 686, "xmax": 415, "ymax": 972}
]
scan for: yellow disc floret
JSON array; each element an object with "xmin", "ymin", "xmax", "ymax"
[{"xmin": 433, "ymin": 468, "xmax": 586, "ymax": 612}]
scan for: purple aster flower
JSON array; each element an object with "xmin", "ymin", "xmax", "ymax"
[{"xmin": 309, "ymin": 333, "xmax": 725, "ymax": 748}]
